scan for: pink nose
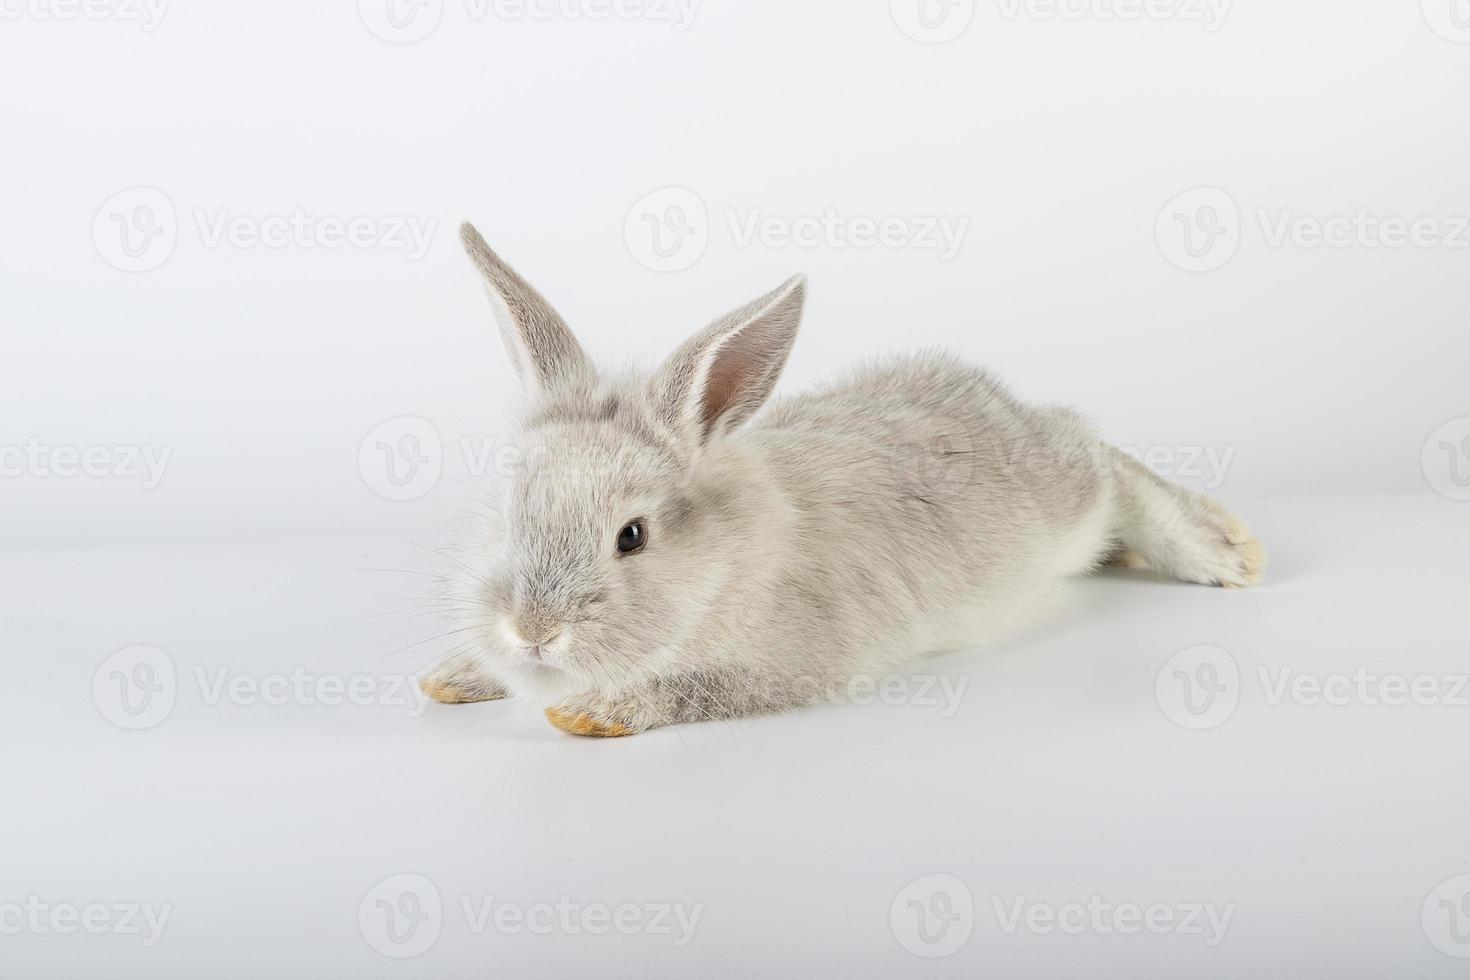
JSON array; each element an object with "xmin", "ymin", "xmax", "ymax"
[{"xmin": 510, "ymin": 611, "xmax": 563, "ymax": 648}]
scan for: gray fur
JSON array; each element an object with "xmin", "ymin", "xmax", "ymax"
[{"xmin": 426, "ymin": 222, "xmax": 1266, "ymax": 734}]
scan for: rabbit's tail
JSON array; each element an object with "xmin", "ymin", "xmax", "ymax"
[{"xmin": 1103, "ymin": 445, "xmax": 1266, "ymax": 588}]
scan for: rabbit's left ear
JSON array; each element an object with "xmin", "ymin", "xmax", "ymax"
[
  {"xmin": 460, "ymin": 221, "xmax": 591, "ymax": 395},
  {"xmin": 652, "ymin": 274, "xmax": 807, "ymax": 446}
]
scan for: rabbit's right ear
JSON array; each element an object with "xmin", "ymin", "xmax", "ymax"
[
  {"xmin": 460, "ymin": 222, "xmax": 591, "ymax": 395},
  {"xmin": 651, "ymin": 274, "xmax": 807, "ymax": 448}
]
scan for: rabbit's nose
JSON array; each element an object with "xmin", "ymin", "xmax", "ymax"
[{"xmin": 508, "ymin": 608, "xmax": 563, "ymax": 648}]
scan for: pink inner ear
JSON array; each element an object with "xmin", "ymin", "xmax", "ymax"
[{"xmin": 700, "ymin": 347, "xmax": 751, "ymax": 436}]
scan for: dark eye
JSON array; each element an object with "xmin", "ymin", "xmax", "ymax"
[{"xmin": 616, "ymin": 520, "xmax": 647, "ymax": 555}]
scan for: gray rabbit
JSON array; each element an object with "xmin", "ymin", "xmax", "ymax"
[{"xmin": 421, "ymin": 222, "xmax": 1265, "ymax": 736}]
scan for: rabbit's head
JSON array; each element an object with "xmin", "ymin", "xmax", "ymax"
[{"xmin": 455, "ymin": 222, "xmax": 806, "ymax": 695}]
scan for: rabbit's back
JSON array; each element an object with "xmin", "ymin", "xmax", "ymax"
[
  {"xmin": 756, "ymin": 350, "xmax": 1106, "ymax": 536},
  {"xmin": 741, "ymin": 351, "xmax": 1112, "ymax": 662}
]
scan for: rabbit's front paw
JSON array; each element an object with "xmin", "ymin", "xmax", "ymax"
[
  {"xmin": 544, "ymin": 693, "xmax": 641, "ymax": 738},
  {"xmin": 419, "ymin": 655, "xmax": 508, "ymax": 704}
]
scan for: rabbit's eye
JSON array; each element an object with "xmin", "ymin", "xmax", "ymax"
[{"xmin": 615, "ymin": 520, "xmax": 647, "ymax": 555}]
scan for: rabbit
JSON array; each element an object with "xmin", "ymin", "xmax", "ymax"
[{"xmin": 419, "ymin": 221, "xmax": 1266, "ymax": 737}]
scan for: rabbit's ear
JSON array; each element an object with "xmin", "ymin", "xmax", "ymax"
[
  {"xmin": 460, "ymin": 222, "xmax": 591, "ymax": 394},
  {"xmin": 652, "ymin": 274, "xmax": 807, "ymax": 445}
]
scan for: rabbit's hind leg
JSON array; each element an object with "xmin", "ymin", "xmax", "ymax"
[{"xmin": 1105, "ymin": 446, "xmax": 1266, "ymax": 588}]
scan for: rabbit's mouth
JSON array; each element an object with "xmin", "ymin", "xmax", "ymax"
[
  {"xmin": 497, "ymin": 616, "xmax": 573, "ymax": 666},
  {"xmin": 509, "ymin": 643, "xmax": 559, "ymax": 669}
]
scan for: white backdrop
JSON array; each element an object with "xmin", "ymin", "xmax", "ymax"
[
  {"xmin": 4, "ymin": 0, "xmax": 1469, "ymax": 547},
  {"xmin": 7, "ymin": 4, "xmax": 1470, "ymax": 979}
]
